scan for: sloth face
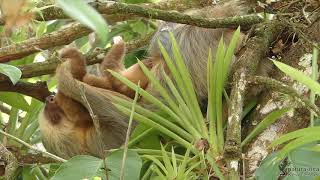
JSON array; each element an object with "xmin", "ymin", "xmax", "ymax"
[{"xmin": 44, "ymin": 95, "xmax": 65, "ymax": 125}]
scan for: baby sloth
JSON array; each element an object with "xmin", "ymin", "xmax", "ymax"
[
  {"xmin": 59, "ymin": 41, "xmax": 152, "ymax": 98},
  {"xmin": 39, "ymin": 42, "xmax": 151, "ymax": 159}
]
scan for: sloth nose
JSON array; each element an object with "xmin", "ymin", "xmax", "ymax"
[{"xmin": 45, "ymin": 95, "xmax": 55, "ymax": 103}]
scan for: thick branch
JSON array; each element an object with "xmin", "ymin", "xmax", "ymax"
[
  {"xmin": 0, "ymin": 81, "xmax": 51, "ymax": 102},
  {"xmin": 0, "ymin": 13, "xmax": 139, "ymax": 63},
  {"xmin": 10, "ymin": 150, "xmax": 60, "ymax": 165},
  {"xmin": 0, "ymin": 22, "xmax": 91, "ymax": 63},
  {"xmin": 94, "ymin": 1, "xmax": 263, "ymax": 29},
  {"xmin": 224, "ymin": 22, "xmax": 286, "ymax": 178},
  {"xmin": 28, "ymin": 0, "xmax": 207, "ymax": 23},
  {"xmin": 22, "ymin": 1, "xmax": 261, "ymax": 28}
]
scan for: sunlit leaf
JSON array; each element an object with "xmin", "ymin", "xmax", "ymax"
[
  {"xmin": 270, "ymin": 127, "xmax": 320, "ymax": 148},
  {"xmin": 0, "ymin": 64, "xmax": 22, "ymax": 84},
  {"xmin": 56, "ymin": 0, "xmax": 108, "ymax": 45},
  {"xmin": 108, "ymin": 150, "xmax": 142, "ymax": 180},
  {"xmin": 51, "ymin": 155, "xmax": 105, "ymax": 180}
]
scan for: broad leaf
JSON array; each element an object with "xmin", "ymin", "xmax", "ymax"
[
  {"xmin": 108, "ymin": 150, "xmax": 142, "ymax": 180},
  {"xmin": 57, "ymin": 0, "xmax": 108, "ymax": 45},
  {"xmin": 51, "ymin": 155, "xmax": 105, "ymax": 180},
  {"xmin": 255, "ymin": 152, "xmax": 281, "ymax": 180},
  {"xmin": 284, "ymin": 146, "xmax": 320, "ymax": 180},
  {"xmin": 0, "ymin": 64, "xmax": 21, "ymax": 84}
]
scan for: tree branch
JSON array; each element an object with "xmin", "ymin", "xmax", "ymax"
[
  {"xmin": 0, "ymin": 144, "xmax": 18, "ymax": 179},
  {"xmin": 0, "ymin": 0, "xmax": 207, "ymax": 25},
  {"xmin": 94, "ymin": 1, "xmax": 263, "ymax": 29},
  {"xmin": 10, "ymin": 150, "xmax": 60, "ymax": 165},
  {"xmin": 0, "ymin": 22, "xmax": 91, "ymax": 63},
  {"xmin": 224, "ymin": 21, "xmax": 286, "ymax": 178},
  {"xmin": 0, "ymin": 81, "xmax": 51, "ymax": 102},
  {"xmin": 0, "ymin": 129, "xmax": 66, "ymax": 163}
]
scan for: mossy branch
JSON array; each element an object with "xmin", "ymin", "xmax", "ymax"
[
  {"xmin": 224, "ymin": 21, "xmax": 287, "ymax": 178},
  {"xmin": 95, "ymin": 1, "xmax": 263, "ymax": 29}
]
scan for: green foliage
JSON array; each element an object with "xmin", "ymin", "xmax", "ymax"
[
  {"xmin": 56, "ymin": 0, "xmax": 109, "ymax": 45},
  {"xmin": 0, "ymin": 92, "xmax": 30, "ymax": 112},
  {"xmin": 270, "ymin": 48, "xmax": 320, "ymax": 160},
  {"xmin": 142, "ymin": 145, "xmax": 200, "ymax": 179},
  {"xmin": 208, "ymin": 27, "xmax": 241, "ymax": 154},
  {"xmin": 51, "ymin": 155, "xmax": 106, "ymax": 180},
  {"xmin": 111, "ymin": 29, "xmax": 241, "ymax": 179},
  {"xmin": 256, "ymin": 146, "xmax": 320, "ymax": 180},
  {"xmin": 255, "ymin": 152, "xmax": 281, "ymax": 180},
  {"xmin": 109, "ymin": 150, "xmax": 142, "ymax": 180},
  {"xmin": 273, "ymin": 60, "xmax": 320, "ymax": 94},
  {"xmin": 269, "ymin": 127, "xmax": 320, "ymax": 159},
  {"xmin": 52, "ymin": 150, "xmax": 142, "ymax": 180},
  {"xmin": 0, "ymin": 63, "xmax": 22, "ymax": 84},
  {"xmin": 310, "ymin": 47, "xmax": 319, "ymax": 126}
]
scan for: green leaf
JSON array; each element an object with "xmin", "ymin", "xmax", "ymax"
[
  {"xmin": 7, "ymin": 108, "xmax": 19, "ymax": 134},
  {"xmin": 223, "ymin": 27, "xmax": 240, "ymax": 82},
  {"xmin": 0, "ymin": 92, "xmax": 29, "ymax": 111},
  {"xmin": 241, "ymin": 108, "xmax": 291, "ymax": 147},
  {"xmin": 0, "ymin": 64, "xmax": 21, "ymax": 84},
  {"xmin": 273, "ymin": 60, "xmax": 320, "ymax": 94},
  {"xmin": 22, "ymin": 166, "xmax": 36, "ymax": 180},
  {"xmin": 270, "ymin": 127, "xmax": 320, "ymax": 148},
  {"xmin": 129, "ymin": 125, "xmax": 160, "ymax": 149},
  {"xmin": 56, "ymin": 0, "xmax": 108, "ymax": 45},
  {"xmin": 108, "ymin": 150, "xmax": 142, "ymax": 180},
  {"xmin": 255, "ymin": 152, "xmax": 281, "ymax": 180},
  {"xmin": 278, "ymin": 135, "xmax": 320, "ymax": 159},
  {"xmin": 286, "ymin": 146, "xmax": 320, "ymax": 180},
  {"xmin": 160, "ymin": 144, "xmax": 174, "ymax": 176},
  {"xmin": 51, "ymin": 155, "xmax": 105, "ymax": 180},
  {"xmin": 114, "ymin": 103, "xmax": 193, "ymax": 150},
  {"xmin": 16, "ymin": 99, "xmax": 42, "ymax": 139}
]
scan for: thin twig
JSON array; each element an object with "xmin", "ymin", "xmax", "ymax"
[
  {"xmin": 120, "ymin": 84, "xmax": 140, "ymax": 180},
  {"xmin": 79, "ymin": 85, "xmax": 108, "ymax": 179},
  {"xmin": 251, "ymin": 76, "xmax": 320, "ymax": 117},
  {"xmin": 0, "ymin": 129, "xmax": 66, "ymax": 163}
]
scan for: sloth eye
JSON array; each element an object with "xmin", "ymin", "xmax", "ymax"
[{"xmin": 46, "ymin": 95, "xmax": 55, "ymax": 103}]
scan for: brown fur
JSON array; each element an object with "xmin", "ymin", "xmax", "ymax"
[{"xmin": 39, "ymin": 43, "xmax": 134, "ymax": 158}]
